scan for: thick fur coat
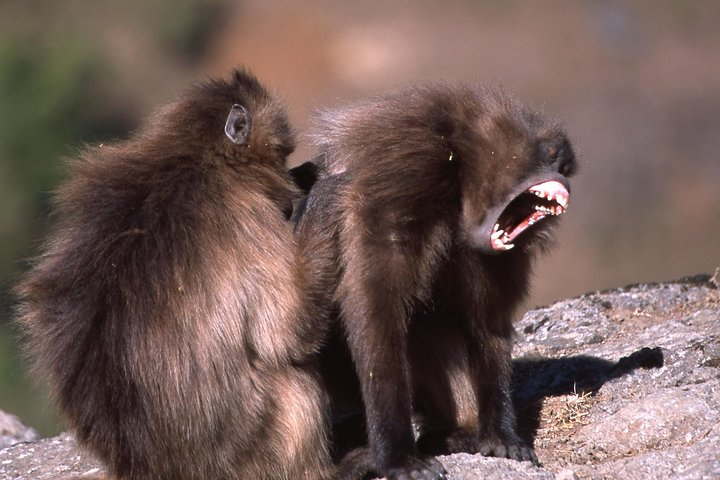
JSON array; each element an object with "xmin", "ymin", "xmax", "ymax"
[
  {"xmin": 16, "ymin": 70, "xmax": 338, "ymax": 480},
  {"xmin": 297, "ymin": 85, "xmax": 577, "ymax": 479}
]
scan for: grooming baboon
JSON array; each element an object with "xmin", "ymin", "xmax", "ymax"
[
  {"xmin": 16, "ymin": 69, "xmax": 353, "ymax": 480},
  {"xmin": 297, "ymin": 85, "xmax": 577, "ymax": 479}
]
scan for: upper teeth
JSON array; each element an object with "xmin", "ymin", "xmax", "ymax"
[{"xmin": 531, "ymin": 189, "xmax": 568, "ymax": 208}]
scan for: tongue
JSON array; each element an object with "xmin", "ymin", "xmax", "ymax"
[{"xmin": 506, "ymin": 211, "xmax": 545, "ymax": 242}]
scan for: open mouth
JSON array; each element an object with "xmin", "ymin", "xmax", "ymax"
[
  {"xmin": 490, "ymin": 180, "xmax": 569, "ymax": 251},
  {"xmin": 475, "ymin": 175, "xmax": 570, "ymax": 254}
]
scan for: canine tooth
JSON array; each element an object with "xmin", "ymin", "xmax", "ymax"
[
  {"xmin": 493, "ymin": 238, "xmax": 508, "ymax": 250},
  {"xmin": 502, "ymin": 243, "xmax": 515, "ymax": 251}
]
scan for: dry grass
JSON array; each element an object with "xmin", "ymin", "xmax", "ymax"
[{"xmin": 539, "ymin": 389, "xmax": 594, "ymax": 439}]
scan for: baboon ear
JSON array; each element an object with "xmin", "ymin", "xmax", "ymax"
[{"xmin": 225, "ymin": 104, "xmax": 252, "ymax": 145}]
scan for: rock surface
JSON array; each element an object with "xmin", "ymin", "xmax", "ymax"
[
  {"xmin": 511, "ymin": 273, "xmax": 720, "ymax": 480},
  {"xmin": 0, "ymin": 434, "xmax": 101, "ymax": 480},
  {"xmin": 0, "ymin": 411, "xmax": 39, "ymax": 451},
  {"xmin": 2, "ymin": 274, "xmax": 719, "ymax": 480}
]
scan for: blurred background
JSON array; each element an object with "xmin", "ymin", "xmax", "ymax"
[{"xmin": 0, "ymin": 0, "xmax": 718, "ymax": 436}]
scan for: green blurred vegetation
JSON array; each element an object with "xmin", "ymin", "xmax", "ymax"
[
  {"xmin": 0, "ymin": 33, "xmax": 129, "ymax": 437},
  {"xmin": 0, "ymin": 0, "xmax": 227, "ymax": 436}
]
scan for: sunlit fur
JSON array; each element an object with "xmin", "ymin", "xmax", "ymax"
[
  {"xmin": 16, "ymin": 69, "xmax": 341, "ymax": 480},
  {"xmin": 297, "ymin": 84, "xmax": 577, "ymax": 478}
]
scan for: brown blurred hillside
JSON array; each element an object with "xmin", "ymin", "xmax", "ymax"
[
  {"xmin": 204, "ymin": 0, "xmax": 720, "ymax": 305},
  {"xmin": 0, "ymin": 0, "xmax": 718, "ymax": 434},
  {"xmin": 205, "ymin": 0, "xmax": 720, "ymax": 304}
]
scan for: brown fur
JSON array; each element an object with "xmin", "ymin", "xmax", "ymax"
[
  {"xmin": 296, "ymin": 85, "xmax": 577, "ymax": 479},
  {"xmin": 16, "ymin": 69, "xmax": 344, "ymax": 480}
]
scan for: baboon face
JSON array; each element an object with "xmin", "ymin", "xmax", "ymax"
[{"xmin": 456, "ymin": 102, "xmax": 578, "ymax": 254}]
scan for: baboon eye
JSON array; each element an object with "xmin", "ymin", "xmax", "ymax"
[{"xmin": 540, "ymin": 140, "xmax": 561, "ymax": 160}]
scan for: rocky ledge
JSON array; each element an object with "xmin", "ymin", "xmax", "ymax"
[{"xmin": 2, "ymin": 272, "xmax": 719, "ymax": 479}]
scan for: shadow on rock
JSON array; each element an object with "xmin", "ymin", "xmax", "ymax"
[{"xmin": 512, "ymin": 346, "xmax": 664, "ymax": 444}]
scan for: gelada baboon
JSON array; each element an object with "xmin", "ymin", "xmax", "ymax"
[
  {"xmin": 297, "ymin": 85, "xmax": 577, "ymax": 479},
  {"xmin": 16, "ymin": 69, "xmax": 359, "ymax": 480}
]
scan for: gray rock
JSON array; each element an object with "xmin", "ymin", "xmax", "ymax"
[
  {"xmin": 436, "ymin": 453, "xmax": 555, "ymax": 479},
  {"xmin": 0, "ymin": 411, "xmax": 38, "ymax": 450},
  {"xmin": 2, "ymin": 274, "xmax": 719, "ymax": 479},
  {"xmin": 0, "ymin": 433, "xmax": 103, "ymax": 480},
  {"xmin": 512, "ymin": 273, "xmax": 720, "ymax": 480}
]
